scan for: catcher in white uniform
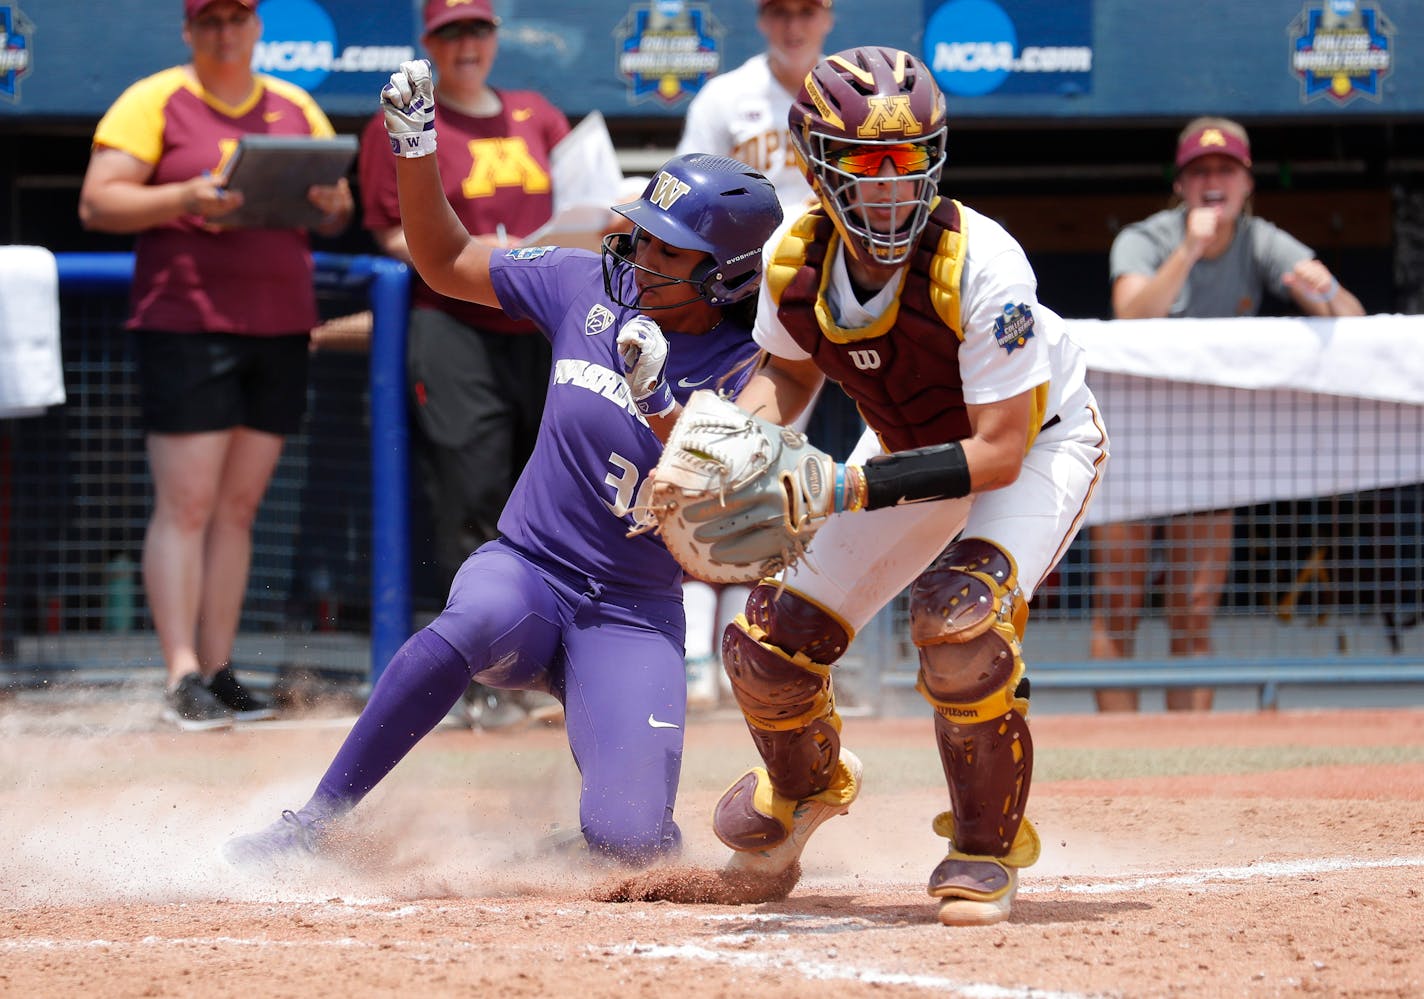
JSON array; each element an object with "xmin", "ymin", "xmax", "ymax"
[{"xmin": 639, "ymin": 46, "xmax": 1109, "ymax": 926}]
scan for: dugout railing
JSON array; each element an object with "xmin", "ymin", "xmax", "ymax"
[
  {"xmin": 2, "ymin": 264, "xmax": 1422, "ymax": 712},
  {"xmin": 0, "ymin": 251, "xmax": 410, "ymax": 690}
]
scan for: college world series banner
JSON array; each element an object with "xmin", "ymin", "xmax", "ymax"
[{"xmin": 1, "ymin": 0, "xmax": 1419, "ymax": 120}]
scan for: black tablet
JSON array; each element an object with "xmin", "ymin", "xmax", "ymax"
[{"xmin": 218, "ymin": 134, "xmax": 358, "ymax": 229}]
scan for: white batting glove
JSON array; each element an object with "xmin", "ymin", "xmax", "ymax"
[
  {"xmin": 382, "ymin": 59, "xmax": 436, "ymax": 158},
  {"xmin": 616, "ymin": 316, "xmax": 674, "ymax": 418}
]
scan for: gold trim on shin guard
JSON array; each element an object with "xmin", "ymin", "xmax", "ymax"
[
  {"xmin": 721, "ymin": 613, "xmax": 842, "ymax": 801},
  {"xmin": 911, "ymin": 538, "xmax": 1034, "ymax": 857},
  {"xmin": 926, "ymin": 814, "xmax": 1040, "ymax": 927},
  {"xmin": 911, "ymin": 539, "xmax": 1035, "ymax": 926},
  {"xmin": 714, "ymin": 585, "xmax": 851, "ymax": 852}
]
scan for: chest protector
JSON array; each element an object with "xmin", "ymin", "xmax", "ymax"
[{"xmin": 768, "ymin": 200, "xmax": 972, "ymax": 452}]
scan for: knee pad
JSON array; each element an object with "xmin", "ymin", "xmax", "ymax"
[
  {"xmin": 721, "ymin": 583, "xmax": 852, "ymax": 801},
  {"xmin": 743, "ymin": 580, "xmax": 852, "ymax": 663},
  {"xmin": 910, "ymin": 538, "xmax": 1034, "ymax": 858},
  {"xmin": 911, "ymin": 537, "xmax": 1029, "ymax": 718}
]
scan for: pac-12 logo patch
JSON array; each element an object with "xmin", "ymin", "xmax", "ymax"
[
  {"xmin": 993, "ymin": 301, "xmax": 1035, "ymax": 353},
  {"xmin": 585, "ymin": 304, "xmax": 615, "ymax": 337}
]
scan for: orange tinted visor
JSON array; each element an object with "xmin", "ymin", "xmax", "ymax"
[{"xmin": 832, "ymin": 143, "xmax": 933, "ymax": 177}]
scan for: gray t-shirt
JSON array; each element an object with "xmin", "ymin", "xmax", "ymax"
[{"xmin": 1109, "ymin": 207, "xmax": 1314, "ymax": 318}]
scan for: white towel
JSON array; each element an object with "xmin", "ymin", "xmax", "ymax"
[{"xmin": 0, "ymin": 245, "xmax": 66, "ymax": 418}]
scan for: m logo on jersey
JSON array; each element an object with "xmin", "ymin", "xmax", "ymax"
[
  {"xmin": 993, "ymin": 302, "xmax": 1035, "ymax": 354},
  {"xmin": 461, "ymin": 137, "xmax": 552, "ymax": 198},
  {"xmin": 858, "ymin": 96, "xmax": 921, "ymax": 139},
  {"xmin": 648, "ymin": 171, "xmax": 692, "ymax": 210},
  {"xmin": 585, "ymin": 304, "xmax": 615, "ymax": 337},
  {"xmin": 848, "ymin": 349, "xmax": 882, "ymax": 371}
]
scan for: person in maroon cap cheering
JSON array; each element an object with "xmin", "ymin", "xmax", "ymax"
[
  {"xmin": 1090, "ymin": 116, "xmax": 1365, "ymax": 713},
  {"xmin": 77, "ymin": 0, "xmax": 354, "ymax": 731}
]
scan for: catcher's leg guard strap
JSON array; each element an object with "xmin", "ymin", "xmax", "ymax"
[
  {"xmin": 721, "ymin": 584, "xmax": 850, "ymax": 802},
  {"xmin": 911, "ymin": 538, "xmax": 1034, "ymax": 858}
]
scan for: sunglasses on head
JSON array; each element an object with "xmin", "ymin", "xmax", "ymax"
[
  {"xmin": 432, "ymin": 20, "xmax": 496, "ymax": 41},
  {"xmin": 832, "ymin": 143, "xmax": 933, "ymax": 177}
]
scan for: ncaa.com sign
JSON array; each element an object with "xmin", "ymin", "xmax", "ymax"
[
  {"xmin": 922, "ymin": 0, "xmax": 1094, "ymax": 97},
  {"xmin": 933, "ymin": 42, "xmax": 1092, "ymax": 74},
  {"xmin": 254, "ymin": 41, "xmax": 412, "ymax": 74},
  {"xmin": 252, "ymin": 0, "xmax": 414, "ymax": 94}
]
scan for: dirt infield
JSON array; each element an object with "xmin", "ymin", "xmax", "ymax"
[{"xmin": 2, "ymin": 691, "xmax": 1422, "ymax": 998}]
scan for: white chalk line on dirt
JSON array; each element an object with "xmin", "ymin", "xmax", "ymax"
[
  {"xmin": 606, "ymin": 940, "xmax": 1088, "ymax": 999},
  {"xmin": 7, "ymin": 856, "xmax": 1420, "ymax": 995},
  {"xmin": 1022, "ymin": 854, "xmax": 1424, "ymax": 896}
]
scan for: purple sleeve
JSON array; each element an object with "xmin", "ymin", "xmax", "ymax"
[{"xmin": 488, "ymin": 246, "xmax": 601, "ymax": 334}]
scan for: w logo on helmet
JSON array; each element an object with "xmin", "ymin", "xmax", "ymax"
[
  {"xmin": 649, "ymin": 172, "xmax": 693, "ymax": 210},
  {"xmin": 858, "ymin": 96, "xmax": 922, "ymax": 139}
]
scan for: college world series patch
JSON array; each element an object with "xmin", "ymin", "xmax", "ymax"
[
  {"xmin": 993, "ymin": 302, "xmax": 1035, "ymax": 354},
  {"xmin": 505, "ymin": 246, "xmax": 555, "ymax": 261}
]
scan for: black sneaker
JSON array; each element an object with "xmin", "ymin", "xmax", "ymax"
[
  {"xmin": 164, "ymin": 672, "xmax": 235, "ymax": 732},
  {"xmin": 207, "ymin": 667, "xmax": 277, "ymax": 722}
]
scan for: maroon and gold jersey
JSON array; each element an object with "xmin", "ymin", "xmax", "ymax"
[
  {"xmin": 92, "ymin": 66, "xmax": 337, "ymax": 335},
  {"xmin": 770, "ymin": 202, "xmax": 977, "ymax": 451},
  {"xmin": 358, "ymin": 91, "xmax": 570, "ymax": 335}
]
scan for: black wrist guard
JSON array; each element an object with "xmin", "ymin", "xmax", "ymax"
[{"xmin": 863, "ymin": 441, "xmax": 971, "ymax": 510}]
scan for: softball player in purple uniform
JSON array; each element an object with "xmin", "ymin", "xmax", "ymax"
[{"xmin": 222, "ymin": 60, "xmax": 782, "ymax": 869}]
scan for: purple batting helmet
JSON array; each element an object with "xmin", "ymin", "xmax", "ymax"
[{"xmin": 602, "ymin": 153, "xmax": 783, "ymax": 310}]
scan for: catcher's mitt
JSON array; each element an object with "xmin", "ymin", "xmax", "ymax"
[{"xmin": 634, "ymin": 390, "xmax": 838, "ymax": 584}]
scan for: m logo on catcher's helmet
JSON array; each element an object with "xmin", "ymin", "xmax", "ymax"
[
  {"xmin": 858, "ymin": 96, "xmax": 922, "ymax": 139},
  {"xmin": 649, "ymin": 171, "xmax": 693, "ymax": 210}
]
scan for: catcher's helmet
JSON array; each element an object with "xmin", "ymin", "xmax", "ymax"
[
  {"xmin": 790, "ymin": 46, "xmax": 948, "ymax": 266},
  {"xmin": 601, "ymin": 153, "xmax": 783, "ymax": 310}
]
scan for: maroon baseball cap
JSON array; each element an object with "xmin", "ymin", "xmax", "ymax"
[
  {"xmin": 1175, "ymin": 123, "xmax": 1252, "ymax": 171},
  {"xmin": 184, "ymin": 0, "xmax": 257, "ymax": 18},
  {"xmin": 424, "ymin": 0, "xmax": 500, "ymax": 35}
]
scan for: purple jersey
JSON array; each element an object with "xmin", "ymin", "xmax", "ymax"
[
  {"xmin": 257, "ymin": 247, "xmax": 760, "ymax": 867},
  {"xmin": 488, "ymin": 247, "xmax": 759, "ymax": 596}
]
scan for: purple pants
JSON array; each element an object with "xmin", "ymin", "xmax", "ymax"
[{"xmin": 309, "ymin": 539, "xmax": 686, "ymax": 864}]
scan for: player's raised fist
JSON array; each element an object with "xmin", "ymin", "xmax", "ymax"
[
  {"xmin": 616, "ymin": 316, "xmax": 674, "ymax": 418},
  {"xmin": 382, "ymin": 59, "xmax": 436, "ymax": 157}
]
